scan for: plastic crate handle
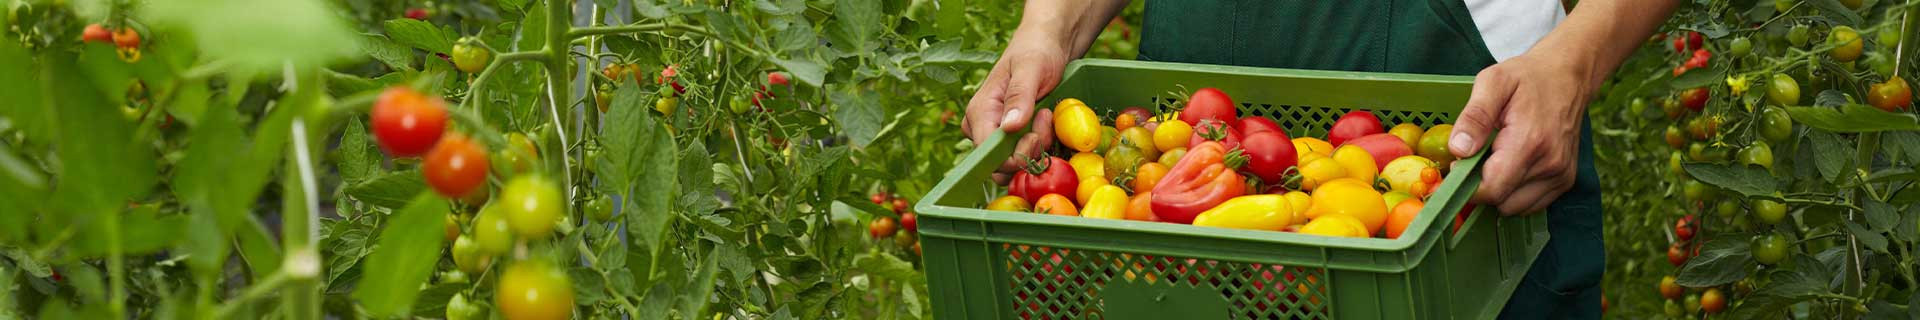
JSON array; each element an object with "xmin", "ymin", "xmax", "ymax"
[{"xmin": 1440, "ymin": 138, "xmax": 1495, "ymax": 250}]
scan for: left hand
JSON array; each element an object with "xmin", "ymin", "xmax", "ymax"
[{"xmin": 1448, "ymin": 50, "xmax": 1597, "ymax": 215}]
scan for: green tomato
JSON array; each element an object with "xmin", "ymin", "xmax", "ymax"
[
  {"xmin": 1729, "ymin": 37, "xmax": 1752, "ymax": 57},
  {"xmin": 1683, "ymin": 179, "xmax": 1714, "ymax": 204},
  {"xmin": 1630, "ymin": 97, "xmax": 1649, "ymax": 115},
  {"xmin": 1787, "ymin": 24, "xmax": 1811, "ymax": 47},
  {"xmin": 1760, "ymin": 106, "xmax": 1794, "ymax": 144},
  {"xmin": 1774, "ymin": 0, "xmax": 1794, "ymax": 12},
  {"xmin": 1768, "ymin": 74, "xmax": 1801, "ymax": 106},
  {"xmin": 500, "ymin": 175, "xmax": 564, "ymax": 239},
  {"xmin": 729, "ymin": 95, "xmax": 752, "ymax": 115},
  {"xmin": 451, "ymin": 39, "xmax": 491, "ymax": 74},
  {"xmin": 1665, "ymin": 299, "xmax": 1684, "ymax": 319},
  {"xmin": 473, "ymin": 205, "xmax": 514, "ymax": 254},
  {"xmin": 1752, "ymin": 196, "xmax": 1787, "ymax": 225},
  {"xmin": 588, "ymin": 196, "xmax": 615, "ymax": 222},
  {"xmin": 446, "ymin": 293, "xmax": 484, "ymax": 320},
  {"xmin": 1737, "ymin": 141, "xmax": 1774, "ymax": 170},
  {"xmin": 1716, "ymin": 200, "xmax": 1740, "ymax": 218},
  {"xmin": 1104, "ymin": 145, "xmax": 1147, "ymax": 178},
  {"xmin": 1752, "ymin": 233, "xmax": 1790, "ymax": 265},
  {"xmin": 451, "ymin": 235, "xmax": 491, "ymax": 275},
  {"xmin": 1117, "ymin": 127, "xmax": 1159, "ymax": 161},
  {"xmin": 1668, "ymin": 151, "xmax": 1685, "ymax": 178},
  {"xmin": 1866, "ymin": 52, "xmax": 1896, "ymax": 78},
  {"xmin": 1685, "ymin": 293, "xmax": 1702, "ymax": 313},
  {"xmin": 1688, "ymin": 142, "xmax": 1709, "ymax": 161}
]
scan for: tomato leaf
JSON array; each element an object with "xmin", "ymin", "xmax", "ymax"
[
  {"xmin": 352, "ymin": 193, "xmax": 449, "ymax": 318},
  {"xmin": 1755, "ymin": 270, "xmax": 1827, "ymax": 298},
  {"xmin": 756, "ymin": 0, "xmax": 806, "ymax": 15},
  {"xmin": 1863, "ymin": 199, "xmax": 1899, "ymax": 232},
  {"xmin": 633, "ymin": 0, "xmax": 671, "ymax": 19},
  {"xmin": 771, "ymin": 57, "xmax": 826, "ymax": 87},
  {"xmin": 1785, "ymin": 105, "xmax": 1920, "ymax": 133},
  {"xmin": 360, "ymin": 34, "xmax": 415, "ymax": 72},
  {"xmin": 1806, "ymin": 0, "xmax": 1863, "ymax": 26},
  {"xmin": 832, "ymin": 89, "xmax": 885, "ymax": 148},
  {"xmin": 1724, "ymin": 293, "xmax": 1803, "ymax": 318},
  {"xmin": 344, "ymin": 171, "xmax": 428, "ymax": 209},
  {"xmin": 1669, "ymin": 64, "xmax": 1726, "ymax": 89},
  {"xmin": 146, "ymin": 0, "xmax": 362, "ymax": 76},
  {"xmin": 678, "ymin": 141, "xmax": 719, "ymax": 217},
  {"xmin": 1881, "ymin": 131, "xmax": 1920, "ymax": 163},
  {"xmin": 1895, "ymin": 206, "xmax": 1919, "ymax": 242},
  {"xmin": 854, "ymin": 251, "xmax": 918, "ymax": 282},
  {"xmin": 677, "ymin": 246, "xmax": 721, "ymax": 317},
  {"xmin": 337, "ymin": 119, "xmax": 384, "ymax": 184},
  {"xmin": 1676, "ymin": 237, "xmax": 1754, "ymax": 287},
  {"xmin": 772, "ymin": 22, "xmax": 817, "ymax": 53},
  {"xmin": 602, "ymin": 82, "xmax": 680, "ymax": 258},
  {"xmin": 1806, "ymin": 130, "xmax": 1854, "ymax": 182},
  {"xmin": 829, "ymin": 0, "xmax": 882, "ymax": 53},
  {"xmin": 1844, "ymin": 221, "xmax": 1889, "ymax": 252},
  {"xmin": 1815, "ymin": 89, "xmax": 1850, "ymax": 107},
  {"xmin": 1683, "ymin": 163, "xmax": 1778, "ymax": 197}
]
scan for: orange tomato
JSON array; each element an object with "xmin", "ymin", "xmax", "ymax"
[
  {"xmin": 1126, "ymin": 192, "xmax": 1157, "ymax": 221},
  {"xmin": 1034, "ymin": 194, "xmax": 1078, "ymax": 216},
  {"xmin": 1133, "ymin": 162, "xmax": 1169, "ymax": 192},
  {"xmin": 1384, "ymin": 199, "xmax": 1424, "ymax": 239}
]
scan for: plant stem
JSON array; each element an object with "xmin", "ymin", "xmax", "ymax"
[
  {"xmin": 463, "ymin": 50, "xmax": 551, "ymax": 114},
  {"xmin": 543, "ymin": 0, "xmax": 576, "ymax": 203},
  {"xmin": 566, "ymin": 23, "xmax": 715, "ymax": 40},
  {"xmin": 210, "ymin": 271, "xmax": 292, "ymax": 319},
  {"xmin": 106, "ymin": 208, "xmax": 124, "ymax": 319}
]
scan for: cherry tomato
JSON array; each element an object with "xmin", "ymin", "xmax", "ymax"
[
  {"xmin": 900, "ymin": 212, "xmax": 917, "ymax": 233},
  {"xmin": 473, "ymin": 205, "xmax": 514, "ymax": 254},
  {"xmin": 82, "ymin": 24, "xmax": 111, "ymax": 43},
  {"xmin": 1008, "ymin": 156, "xmax": 1079, "ymax": 203},
  {"xmin": 767, "ymin": 72, "xmax": 790, "ymax": 87},
  {"xmin": 446, "ymin": 293, "xmax": 483, "ymax": 320},
  {"xmin": 869, "ymin": 217, "xmax": 897, "ymax": 238},
  {"xmin": 1729, "ymin": 37, "xmax": 1752, "ymax": 57},
  {"xmin": 1125, "ymin": 192, "xmax": 1156, "ymax": 221},
  {"xmin": 1133, "ymin": 162, "xmax": 1170, "ymax": 193},
  {"xmin": 451, "ymin": 39, "xmax": 491, "ymax": 73},
  {"xmin": 424, "ymin": 135, "xmax": 490, "ymax": 198},
  {"xmin": 891, "ymin": 198, "xmax": 910, "ymax": 214},
  {"xmin": 1153, "ymin": 120, "xmax": 1193, "ymax": 152},
  {"xmin": 594, "ymin": 84, "xmax": 613, "ymax": 113},
  {"xmin": 1679, "ymin": 87, "xmax": 1709, "ymax": 112},
  {"xmin": 1701, "ymin": 288, "xmax": 1726, "ymax": 314},
  {"xmin": 500, "ymin": 175, "xmax": 563, "ymax": 239},
  {"xmin": 1675, "ymin": 215, "xmax": 1697, "ymax": 242},
  {"xmin": 405, "ymin": 7, "xmax": 430, "ymax": 20},
  {"xmin": 1752, "ymin": 196, "xmax": 1787, "ymax": 225},
  {"xmin": 1737, "ymin": 141, "xmax": 1774, "ymax": 170},
  {"xmin": 1665, "ymin": 125, "xmax": 1687, "ymax": 149},
  {"xmin": 1752, "ymin": 233, "xmax": 1789, "ymax": 265},
  {"xmin": 1760, "ymin": 106, "xmax": 1793, "ymax": 143},
  {"xmin": 370, "ymin": 87, "xmax": 448, "ymax": 157},
  {"xmin": 1033, "ymin": 194, "xmax": 1079, "ymax": 216},
  {"xmin": 1116, "ymin": 127, "xmax": 1159, "ymax": 160},
  {"xmin": 1787, "ymin": 24, "xmax": 1811, "ymax": 47},
  {"xmin": 1828, "ymin": 26, "xmax": 1863, "ymax": 62},
  {"xmin": 871, "ymin": 192, "xmax": 889, "ymax": 204},
  {"xmin": 1053, "ymin": 98, "xmax": 1102, "ymax": 152},
  {"xmin": 496, "ymin": 261, "xmax": 574, "ymax": 320},
  {"xmin": 1178, "ymin": 88, "xmax": 1238, "ymax": 130},
  {"xmin": 658, "ymin": 64, "xmax": 685, "ymax": 95},
  {"xmin": 893, "ymin": 230, "xmax": 917, "ymax": 249},
  {"xmin": 655, "ymin": 94, "xmax": 679, "ymax": 115},
  {"xmin": 1868, "ymin": 77, "xmax": 1912, "ymax": 111},
  {"xmin": 1668, "ymin": 242, "xmax": 1689, "ymax": 266},
  {"xmin": 1659, "ymin": 275, "xmax": 1683, "ymax": 300},
  {"xmin": 111, "ymin": 27, "xmax": 140, "ymax": 48},
  {"xmin": 987, "ymin": 195, "xmax": 1030, "ymax": 212},
  {"xmin": 451, "ymin": 235, "xmax": 491, "ymax": 274},
  {"xmin": 587, "ymin": 196, "xmax": 615, "ymax": 222}
]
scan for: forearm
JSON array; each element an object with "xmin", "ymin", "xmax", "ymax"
[
  {"xmin": 1532, "ymin": 0, "xmax": 1679, "ymax": 92},
  {"xmin": 1013, "ymin": 0, "xmax": 1130, "ymax": 58}
]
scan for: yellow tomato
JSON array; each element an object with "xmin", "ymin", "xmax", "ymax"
[
  {"xmin": 1380, "ymin": 156, "xmax": 1438, "ymax": 193},
  {"xmin": 1292, "ymin": 137, "xmax": 1334, "ymax": 159},
  {"xmin": 1331, "ymin": 145, "xmax": 1378, "ymax": 184},
  {"xmin": 1192, "ymin": 195, "xmax": 1296, "ymax": 230},
  {"xmin": 1297, "ymin": 157, "xmax": 1349, "ymax": 191},
  {"xmin": 1298, "ymin": 215, "xmax": 1370, "ymax": 238},
  {"xmin": 1081, "ymin": 185, "xmax": 1130, "ymax": 220},
  {"xmin": 1309, "ymin": 179, "xmax": 1389, "ymax": 235},
  {"xmin": 1282, "ymin": 191, "xmax": 1312, "ymax": 218},
  {"xmin": 1150, "ymin": 111, "xmax": 1182, "ymax": 123},
  {"xmin": 1153, "ymin": 120, "xmax": 1193, "ymax": 152},
  {"xmin": 1077, "ymin": 175, "xmax": 1108, "ymax": 206},
  {"xmin": 1388, "ymin": 123, "xmax": 1424, "ymax": 147},
  {"xmin": 987, "ymin": 195, "xmax": 1031, "ymax": 212},
  {"xmin": 1118, "ymin": 127, "xmax": 1160, "ymax": 160},
  {"xmin": 1069, "ymin": 152, "xmax": 1106, "ymax": 181},
  {"xmin": 1053, "ymin": 99, "xmax": 1102, "ymax": 152}
]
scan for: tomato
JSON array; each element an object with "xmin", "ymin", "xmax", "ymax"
[
  {"xmin": 493, "ymin": 133, "xmax": 539, "ymax": 177},
  {"xmin": 1682, "ymin": 178, "xmax": 1714, "ymax": 204},
  {"xmin": 473, "ymin": 205, "xmax": 514, "ymax": 254},
  {"xmin": 1052, "ymin": 98, "xmax": 1102, "ymax": 152},
  {"xmin": 370, "ymin": 87, "xmax": 449, "ymax": 157},
  {"xmin": 1150, "ymin": 141, "xmax": 1247, "ymax": 224},
  {"xmin": 1153, "ymin": 120, "xmax": 1193, "ymax": 152},
  {"xmin": 1192, "ymin": 195, "xmax": 1297, "ymax": 230},
  {"xmin": 767, "ymin": 72, "xmax": 790, "ymax": 87},
  {"xmin": 1308, "ymin": 179, "xmax": 1389, "ymax": 235},
  {"xmin": 1345, "ymin": 134, "xmax": 1412, "ymax": 170},
  {"xmin": 446, "ymin": 293, "xmax": 482, "ymax": 320},
  {"xmin": 1132, "ymin": 162, "xmax": 1170, "ymax": 193},
  {"xmin": 1330, "ymin": 145, "xmax": 1378, "ymax": 185},
  {"xmin": 1752, "ymin": 233, "xmax": 1789, "ymax": 265},
  {"xmin": 451, "ymin": 235, "xmax": 492, "ymax": 274},
  {"xmin": 1094, "ymin": 126, "xmax": 1120, "ymax": 152},
  {"xmin": 1238, "ymin": 117, "xmax": 1283, "ymax": 136},
  {"xmin": 1664, "ymin": 125, "xmax": 1686, "ymax": 149},
  {"xmin": 1327, "ymin": 111, "xmax": 1384, "ymax": 146},
  {"xmin": 893, "ymin": 230, "xmax": 917, "ymax": 249},
  {"xmin": 424, "ymin": 135, "xmax": 490, "ymax": 198},
  {"xmin": 1414, "ymin": 125, "xmax": 1454, "ymax": 169},
  {"xmin": 1125, "ymin": 192, "xmax": 1156, "ymax": 221},
  {"xmin": 1034, "ymin": 194, "xmax": 1079, "ymax": 216},
  {"xmin": 1675, "ymin": 215, "xmax": 1697, "ymax": 242},
  {"xmin": 1081, "ymin": 185, "xmax": 1129, "ymax": 220},
  {"xmin": 1296, "ymin": 156, "xmax": 1349, "ymax": 191},
  {"xmin": 1679, "ymin": 87, "xmax": 1708, "ymax": 112},
  {"xmin": 1701, "ymin": 288, "xmax": 1726, "ymax": 314},
  {"xmin": 987, "ymin": 195, "xmax": 1031, "ymax": 212},
  {"xmin": 731, "ymin": 95, "xmax": 753, "ymax": 115},
  {"xmin": 404, "ymin": 7, "xmax": 430, "ymax": 20},
  {"xmin": 451, "ymin": 39, "xmax": 491, "ymax": 73},
  {"xmin": 587, "ymin": 196, "xmax": 615, "ymax": 222},
  {"xmin": 891, "ymin": 198, "xmax": 910, "ymax": 214},
  {"xmin": 1116, "ymin": 127, "xmax": 1159, "ymax": 161},
  {"xmin": 658, "ymin": 65, "xmax": 685, "ymax": 95},
  {"xmin": 1758, "ymin": 106, "xmax": 1793, "ymax": 144},
  {"xmin": 1752, "ymin": 196, "xmax": 1787, "ymax": 225},
  {"xmin": 1788, "ymin": 24, "xmax": 1811, "ymax": 47},
  {"xmin": 1686, "ymin": 31, "xmax": 1703, "ymax": 52},
  {"xmin": 496, "ymin": 261, "xmax": 574, "ymax": 320},
  {"xmin": 1729, "ymin": 37, "xmax": 1752, "ymax": 57},
  {"xmin": 1187, "ymin": 119, "xmax": 1242, "ymax": 150},
  {"xmin": 1009, "ymin": 156, "xmax": 1078, "ymax": 202},
  {"xmin": 1076, "ymin": 175, "xmax": 1109, "ymax": 206},
  {"xmin": 82, "ymin": 24, "xmax": 111, "ymax": 43},
  {"xmin": 1240, "ymin": 131, "xmax": 1297, "ymax": 184},
  {"xmin": 1067, "ymin": 152, "xmax": 1106, "ymax": 181},
  {"xmin": 1157, "ymin": 147, "xmax": 1186, "ymax": 167},
  {"xmin": 1668, "ymin": 242, "xmax": 1689, "ymax": 266},
  {"xmin": 1387, "ymin": 123, "xmax": 1423, "ymax": 147},
  {"xmin": 594, "ymin": 85, "xmax": 613, "ymax": 113},
  {"xmin": 500, "ymin": 175, "xmax": 563, "ymax": 239},
  {"xmin": 1179, "ymin": 88, "xmax": 1238, "ymax": 130},
  {"xmin": 445, "ymin": 213, "xmax": 462, "ymax": 243},
  {"xmin": 1765, "ymin": 74, "xmax": 1801, "ymax": 108},
  {"xmin": 111, "ymin": 27, "xmax": 140, "ymax": 48},
  {"xmin": 1684, "ymin": 294, "xmax": 1702, "ymax": 313},
  {"xmin": 1737, "ymin": 142, "xmax": 1774, "ymax": 170},
  {"xmin": 1115, "ymin": 113, "xmax": 1141, "ymax": 131},
  {"xmin": 1381, "ymin": 156, "xmax": 1439, "ymax": 194},
  {"xmin": 1298, "ymin": 215, "xmax": 1369, "ymax": 238},
  {"xmin": 1868, "ymin": 77, "xmax": 1912, "ymax": 111},
  {"xmin": 1658, "ymin": 275, "xmax": 1683, "ymax": 300},
  {"xmin": 869, "ymin": 217, "xmax": 897, "ymax": 238},
  {"xmin": 1828, "ymin": 26, "xmax": 1863, "ymax": 62},
  {"xmin": 1384, "ymin": 199, "xmax": 1423, "ymax": 239},
  {"xmin": 1684, "ymin": 48, "xmax": 1710, "ymax": 69}
]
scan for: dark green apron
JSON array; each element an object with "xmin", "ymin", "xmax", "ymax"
[{"xmin": 1137, "ymin": 0, "xmax": 1604, "ymax": 318}]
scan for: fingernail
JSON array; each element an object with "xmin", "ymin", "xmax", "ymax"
[
  {"xmin": 1450, "ymin": 132, "xmax": 1474, "ymax": 153},
  {"xmin": 1000, "ymin": 109, "xmax": 1024, "ymax": 126}
]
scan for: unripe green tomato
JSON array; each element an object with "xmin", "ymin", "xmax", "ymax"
[
  {"xmin": 500, "ymin": 175, "xmax": 564, "ymax": 239},
  {"xmin": 1737, "ymin": 142, "xmax": 1774, "ymax": 170},
  {"xmin": 446, "ymin": 293, "xmax": 483, "ymax": 320},
  {"xmin": 451, "ymin": 235, "xmax": 491, "ymax": 274},
  {"xmin": 1716, "ymin": 200, "xmax": 1740, "ymax": 217},
  {"xmin": 1829, "ymin": 26, "xmax": 1863, "ymax": 62},
  {"xmin": 1665, "ymin": 299, "xmax": 1684, "ymax": 319},
  {"xmin": 1774, "ymin": 0, "xmax": 1793, "ymax": 12},
  {"xmin": 1683, "ymin": 179, "xmax": 1714, "ymax": 204},
  {"xmin": 1689, "ymin": 142, "xmax": 1709, "ymax": 161},
  {"xmin": 1669, "ymin": 151, "xmax": 1685, "ymax": 177},
  {"xmin": 1866, "ymin": 52, "xmax": 1896, "ymax": 77},
  {"xmin": 1752, "ymin": 196, "xmax": 1787, "ymax": 225},
  {"xmin": 473, "ymin": 205, "xmax": 514, "ymax": 254},
  {"xmin": 1631, "ymin": 98, "xmax": 1649, "ymax": 115},
  {"xmin": 1685, "ymin": 294, "xmax": 1702, "ymax": 313},
  {"xmin": 588, "ymin": 196, "xmax": 615, "ymax": 222},
  {"xmin": 1768, "ymin": 74, "xmax": 1801, "ymax": 106},
  {"xmin": 451, "ymin": 41, "xmax": 491, "ymax": 73},
  {"xmin": 730, "ymin": 95, "xmax": 751, "ymax": 115},
  {"xmin": 1729, "ymin": 37, "xmax": 1752, "ymax": 57},
  {"xmin": 1104, "ymin": 145, "xmax": 1147, "ymax": 178},
  {"xmin": 1760, "ymin": 106, "xmax": 1794, "ymax": 144},
  {"xmin": 1787, "ymin": 24, "xmax": 1811, "ymax": 47},
  {"xmin": 893, "ymin": 230, "xmax": 916, "ymax": 249},
  {"xmin": 1752, "ymin": 233, "xmax": 1790, "ymax": 265}
]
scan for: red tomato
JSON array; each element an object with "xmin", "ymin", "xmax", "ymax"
[
  {"xmin": 659, "ymin": 65, "xmax": 685, "ymax": 95},
  {"xmin": 1009, "ymin": 156, "xmax": 1079, "ymax": 202},
  {"xmin": 1687, "ymin": 31, "xmax": 1704, "ymax": 52},
  {"xmin": 1680, "ymin": 87, "xmax": 1708, "ymax": 112},
  {"xmin": 1150, "ymin": 141, "xmax": 1247, "ymax": 224},
  {"xmin": 405, "ymin": 8, "xmax": 430, "ymax": 20},
  {"xmin": 1675, "ymin": 215, "xmax": 1697, "ymax": 242},
  {"xmin": 1685, "ymin": 49, "xmax": 1711, "ymax": 69},
  {"xmin": 1179, "ymin": 88, "xmax": 1238, "ymax": 131},
  {"xmin": 1344, "ymin": 133, "xmax": 1413, "ymax": 170},
  {"xmin": 1240, "ymin": 131, "xmax": 1297, "ymax": 185},
  {"xmin": 1327, "ymin": 111, "xmax": 1384, "ymax": 146},
  {"xmin": 371, "ymin": 87, "xmax": 448, "ymax": 157},
  {"xmin": 111, "ymin": 28, "xmax": 140, "ymax": 48},
  {"xmin": 1238, "ymin": 117, "xmax": 1283, "ymax": 136},
  {"xmin": 1668, "ymin": 242, "xmax": 1688, "ymax": 266},
  {"xmin": 423, "ymin": 135, "xmax": 490, "ymax": 199},
  {"xmin": 82, "ymin": 24, "xmax": 111, "ymax": 43},
  {"xmin": 1187, "ymin": 119, "xmax": 1243, "ymax": 150},
  {"xmin": 767, "ymin": 72, "xmax": 790, "ymax": 86},
  {"xmin": 1117, "ymin": 107, "xmax": 1155, "ymax": 130},
  {"xmin": 900, "ymin": 212, "xmax": 917, "ymax": 233}
]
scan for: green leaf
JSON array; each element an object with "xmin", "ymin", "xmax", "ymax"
[
  {"xmin": 337, "ymin": 118, "xmax": 384, "ymax": 184},
  {"xmin": 146, "ymin": 0, "xmax": 362, "ymax": 76},
  {"xmin": 1784, "ymin": 105, "xmax": 1920, "ymax": 132},
  {"xmin": 1882, "ymin": 131, "xmax": 1920, "ymax": 163},
  {"xmin": 830, "ymin": 0, "xmax": 882, "ymax": 53},
  {"xmin": 1844, "ymin": 221, "xmax": 1888, "ymax": 252},
  {"xmin": 361, "ymin": 34, "xmax": 415, "ymax": 71},
  {"xmin": 854, "ymin": 251, "xmax": 918, "ymax": 281},
  {"xmin": 70, "ymin": 205, "xmax": 183, "ymax": 258},
  {"xmin": 633, "ymin": 0, "xmax": 670, "ymax": 19},
  {"xmin": 1863, "ymin": 200, "xmax": 1899, "ymax": 232},
  {"xmin": 1683, "ymin": 163, "xmax": 1778, "ymax": 197},
  {"xmin": 601, "ymin": 83, "xmax": 680, "ymax": 256},
  {"xmin": 47, "ymin": 54, "xmax": 156, "ymax": 227},
  {"xmin": 1806, "ymin": 0, "xmax": 1863, "ymax": 26},
  {"xmin": 1806, "ymin": 130, "xmax": 1853, "ymax": 182},
  {"xmin": 1815, "ymin": 89, "xmax": 1850, "ymax": 107},
  {"xmin": 755, "ymin": 0, "xmax": 805, "ymax": 15},
  {"xmin": 1896, "ymin": 205, "xmax": 1919, "ymax": 242},
  {"xmin": 677, "ymin": 246, "xmax": 721, "ymax": 318},
  {"xmin": 771, "ymin": 57, "xmax": 826, "ymax": 87},
  {"xmin": 353, "ymin": 193, "xmax": 450, "ymax": 318},
  {"xmin": 678, "ymin": 141, "xmax": 718, "ymax": 217},
  {"xmin": 345, "ymin": 171, "xmax": 428, "ymax": 209},
  {"xmin": 383, "ymin": 18, "xmax": 453, "ymax": 53},
  {"xmin": 603, "ymin": 35, "xmax": 662, "ymax": 68},
  {"xmin": 1669, "ymin": 64, "xmax": 1725, "ymax": 89},
  {"xmin": 832, "ymin": 89, "xmax": 884, "ymax": 148},
  {"xmin": 772, "ymin": 22, "xmax": 816, "ymax": 53},
  {"xmin": 1724, "ymin": 293, "xmax": 1802, "ymax": 318},
  {"xmin": 1676, "ymin": 237, "xmax": 1754, "ymax": 287},
  {"xmin": 920, "ymin": 40, "xmax": 995, "ymax": 65},
  {"xmin": 705, "ymin": 11, "xmax": 751, "ymax": 44},
  {"xmin": 517, "ymin": 2, "xmax": 548, "ymax": 53}
]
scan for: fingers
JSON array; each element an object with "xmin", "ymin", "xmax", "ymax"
[
  {"xmin": 965, "ymin": 61, "xmax": 1013, "ymax": 144},
  {"xmin": 1470, "ymin": 127, "xmax": 1533, "ymax": 206},
  {"xmin": 1451, "ymin": 66, "xmax": 1517, "ymax": 159},
  {"xmin": 1496, "ymin": 176, "xmax": 1570, "ymax": 216},
  {"xmin": 996, "ymin": 109, "xmax": 1057, "ymax": 175},
  {"xmin": 998, "ymin": 54, "xmax": 1062, "ymax": 132}
]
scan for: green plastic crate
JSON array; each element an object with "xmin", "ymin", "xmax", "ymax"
[{"xmin": 914, "ymin": 59, "xmax": 1550, "ymax": 319}]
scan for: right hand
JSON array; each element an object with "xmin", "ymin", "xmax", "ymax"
[{"xmin": 965, "ymin": 31, "xmax": 1071, "ymax": 184}]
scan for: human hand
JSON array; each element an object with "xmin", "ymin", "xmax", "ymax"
[
  {"xmin": 964, "ymin": 30, "xmax": 1072, "ymax": 184},
  {"xmin": 1448, "ymin": 50, "xmax": 1597, "ymax": 215}
]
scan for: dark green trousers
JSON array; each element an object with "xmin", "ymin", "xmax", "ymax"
[{"xmin": 1137, "ymin": 0, "xmax": 1605, "ymax": 318}]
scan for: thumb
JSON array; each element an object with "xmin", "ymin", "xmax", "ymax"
[
  {"xmin": 998, "ymin": 57, "xmax": 1061, "ymax": 132},
  {"xmin": 1451, "ymin": 68, "xmax": 1515, "ymax": 158}
]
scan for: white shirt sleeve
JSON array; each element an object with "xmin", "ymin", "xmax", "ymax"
[{"xmin": 1463, "ymin": 0, "xmax": 1566, "ymax": 61}]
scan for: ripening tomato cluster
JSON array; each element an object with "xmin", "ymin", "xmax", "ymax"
[
  {"xmin": 80, "ymin": 22, "xmax": 142, "ymax": 62},
  {"xmin": 368, "ymin": 86, "xmax": 575, "ymax": 320},
  {"xmin": 984, "ymin": 88, "xmax": 1466, "ymax": 239},
  {"xmin": 868, "ymin": 192, "xmax": 921, "ymax": 255}
]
